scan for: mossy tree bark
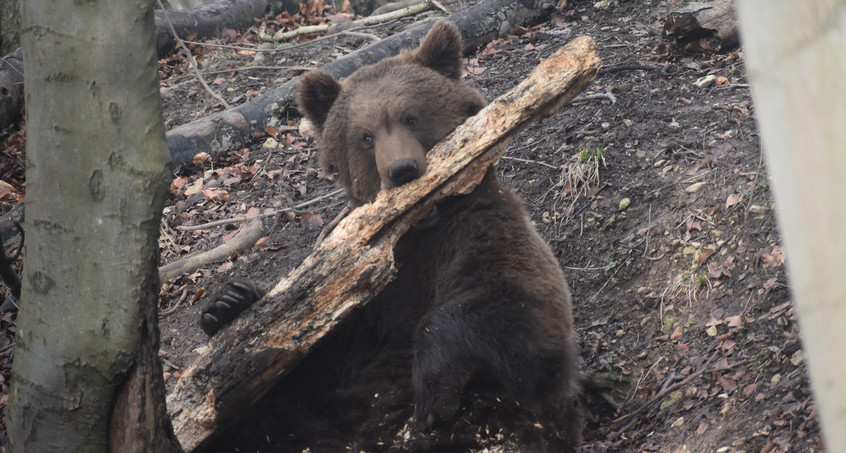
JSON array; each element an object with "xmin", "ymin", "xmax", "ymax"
[
  {"xmin": 737, "ymin": 0, "xmax": 846, "ymax": 449},
  {"xmin": 8, "ymin": 1, "xmax": 182, "ymax": 452}
]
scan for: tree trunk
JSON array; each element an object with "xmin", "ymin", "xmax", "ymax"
[
  {"xmin": 167, "ymin": 35, "xmax": 599, "ymax": 451},
  {"xmin": 736, "ymin": 1, "xmax": 846, "ymax": 449},
  {"xmin": 167, "ymin": 0, "xmax": 558, "ymax": 171},
  {"xmin": 8, "ymin": 1, "xmax": 181, "ymax": 452},
  {"xmin": 0, "ymin": 0, "xmax": 20, "ymax": 55}
]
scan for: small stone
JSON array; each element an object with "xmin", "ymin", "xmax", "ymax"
[
  {"xmin": 619, "ymin": 198, "xmax": 631, "ymax": 211},
  {"xmin": 790, "ymin": 350, "xmax": 804, "ymax": 367}
]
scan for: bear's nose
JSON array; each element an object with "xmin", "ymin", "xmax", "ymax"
[{"xmin": 388, "ymin": 158, "xmax": 421, "ymax": 186}]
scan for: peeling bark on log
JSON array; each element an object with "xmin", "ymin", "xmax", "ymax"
[
  {"xmin": 155, "ymin": 0, "xmax": 268, "ymax": 57},
  {"xmin": 0, "ymin": 47, "xmax": 23, "ymax": 131},
  {"xmin": 166, "ymin": 0, "xmax": 558, "ymax": 172},
  {"xmin": 664, "ymin": 0, "xmax": 738, "ymax": 53},
  {"xmin": 166, "ymin": 35, "xmax": 600, "ymax": 452}
]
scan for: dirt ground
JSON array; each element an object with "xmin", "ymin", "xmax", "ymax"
[{"xmin": 0, "ymin": 0, "xmax": 823, "ymax": 451}]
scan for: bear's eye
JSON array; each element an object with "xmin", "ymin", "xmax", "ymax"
[
  {"xmin": 362, "ymin": 133, "xmax": 374, "ymax": 145},
  {"xmin": 405, "ymin": 116, "xmax": 418, "ymax": 127}
]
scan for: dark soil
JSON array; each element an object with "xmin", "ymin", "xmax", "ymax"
[{"xmin": 0, "ymin": 0, "xmax": 822, "ymax": 452}]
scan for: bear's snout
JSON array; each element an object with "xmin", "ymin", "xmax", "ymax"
[{"xmin": 388, "ymin": 158, "xmax": 421, "ymax": 186}]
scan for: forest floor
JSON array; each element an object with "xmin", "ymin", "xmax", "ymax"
[{"xmin": 0, "ymin": 0, "xmax": 823, "ymax": 451}]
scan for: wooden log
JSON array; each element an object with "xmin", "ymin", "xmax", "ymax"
[
  {"xmin": 166, "ymin": 35, "xmax": 600, "ymax": 452},
  {"xmin": 155, "ymin": 0, "xmax": 268, "ymax": 58},
  {"xmin": 664, "ymin": 0, "xmax": 738, "ymax": 53}
]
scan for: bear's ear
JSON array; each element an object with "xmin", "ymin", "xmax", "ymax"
[
  {"xmin": 298, "ymin": 71, "xmax": 342, "ymax": 131},
  {"xmin": 408, "ymin": 21, "xmax": 463, "ymax": 79}
]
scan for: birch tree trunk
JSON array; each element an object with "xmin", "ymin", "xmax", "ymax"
[
  {"xmin": 736, "ymin": 1, "xmax": 846, "ymax": 448},
  {"xmin": 8, "ymin": 1, "xmax": 182, "ymax": 451}
]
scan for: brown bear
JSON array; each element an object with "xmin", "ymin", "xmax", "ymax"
[{"xmin": 202, "ymin": 21, "xmax": 581, "ymax": 452}]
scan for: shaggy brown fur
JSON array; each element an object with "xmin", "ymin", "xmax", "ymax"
[{"xmin": 203, "ymin": 21, "xmax": 582, "ymax": 452}]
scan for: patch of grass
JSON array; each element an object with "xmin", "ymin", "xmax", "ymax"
[
  {"xmin": 579, "ymin": 147, "xmax": 605, "ymax": 163},
  {"xmin": 559, "ymin": 147, "xmax": 606, "ymax": 200}
]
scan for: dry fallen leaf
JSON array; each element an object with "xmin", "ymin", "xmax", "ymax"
[
  {"xmin": 725, "ymin": 315, "xmax": 742, "ymax": 328},
  {"xmin": 726, "ymin": 193, "xmax": 743, "ymax": 209},
  {"xmin": 770, "ymin": 301, "xmax": 791, "ymax": 314},
  {"xmin": 300, "ymin": 212, "xmax": 324, "ymax": 229},
  {"xmin": 193, "ymin": 152, "xmax": 212, "ymax": 167},
  {"xmin": 697, "ymin": 247, "xmax": 715, "ymax": 264},
  {"xmin": 202, "ymin": 187, "xmax": 229, "ymax": 202},
  {"xmin": 170, "ymin": 176, "xmax": 188, "ymax": 194}
]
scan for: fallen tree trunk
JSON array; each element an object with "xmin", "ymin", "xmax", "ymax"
[
  {"xmin": 155, "ymin": 0, "xmax": 268, "ymax": 57},
  {"xmin": 166, "ymin": 34, "xmax": 600, "ymax": 452},
  {"xmin": 664, "ymin": 0, "xmax": 738, "ymax": 53},
  {"xmin": 166, "ymin": 0, "xmax": 558, "ymax": 171}
]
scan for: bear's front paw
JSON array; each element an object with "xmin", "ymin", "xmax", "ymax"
[
  {"xmin": 413, "ymin": 380, "xmax": 462, "ymax": 432},
  {"xmin": 200, "ymin": 280, "xmax": 265, "ymax": 336}
]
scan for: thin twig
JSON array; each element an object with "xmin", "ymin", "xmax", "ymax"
[
  {"xmin": 336, "ymin": 30, "xmax": 382, "ymax": 42},
  {"xmin": 314, "ymin": 206, "xmax": 351, "ymax": 248},
  {"xmin": 181, "ymin": 40, "xmax": 266, "ymax": 52},
  {"xmin": 177, "ymin": 188, "xmax": 344, "ymax": 231},
  {"xmin": 159, "ymin": 287, "xmax": 189, "ymax": 317},
  {"xmin": 197, "ymin": 65, "xmax": 314, "ymax": 76},
  {"xmin": 572, "ymin": 92, "xmax": 617, "ymax": 104},
  {"xmin": 272, "ymin": 1, "xmax": 435, "ymax": 41},
  {"xmin": 160, "ymin": 218, "xmax": 266, "ymax": 281},
  {"xmin": 608, "ymin": 351, "xmax": 719, "ymax": 439},
  {"xmin": 500, "ymin": 155, "xmax": 558, "ymax": 169},
  {"xmin": 598, "ymin": 63, "xmax": 656, "ymax": 75},
  {"xmin": 156, "ymin": 0, "xmax": 232, "ymax": 109},
  {"xmin": 428, "ymin": 0, "xmax": 451, "ymax": 14},
  {"xmin": 0, "ymin": 342, "xmax": 15, "ymax": 354}
]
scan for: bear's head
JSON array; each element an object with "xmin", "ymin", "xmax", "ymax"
[{"xmin": 297, "ymin": 21, "xmax": 487, "ymax": 207}]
